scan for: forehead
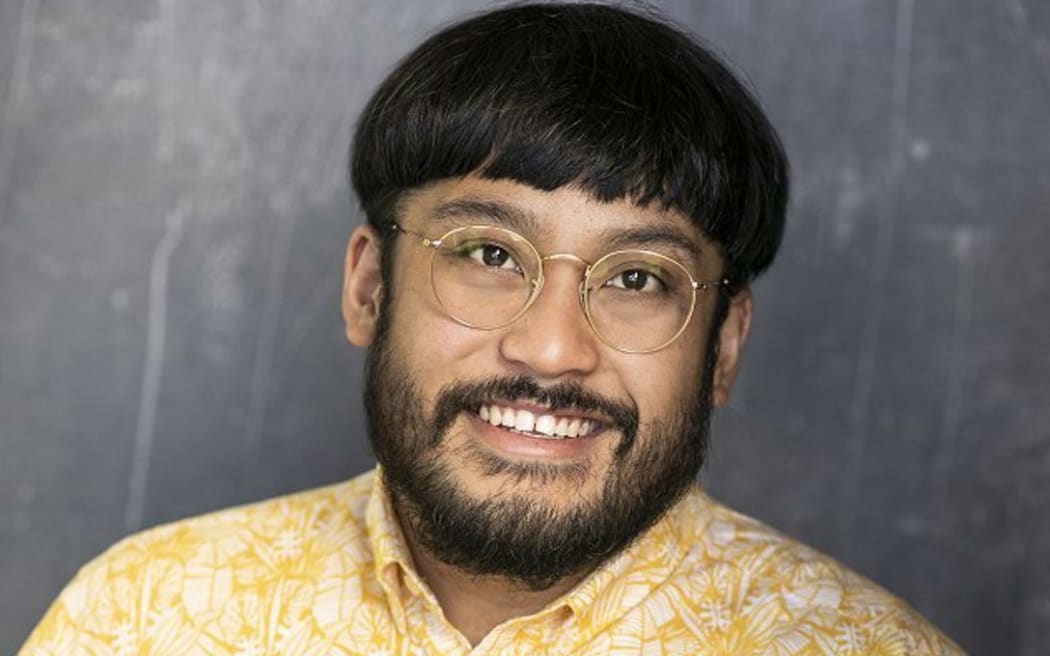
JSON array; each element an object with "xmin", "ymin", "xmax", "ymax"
[{"xmin": 400, "ymin": 176, "xmax": 724, "ymax": 271}]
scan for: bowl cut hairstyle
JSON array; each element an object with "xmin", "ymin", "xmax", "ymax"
[{"xmin": 351, "ymin": 2, "xmax": 789, "ymax": 290}]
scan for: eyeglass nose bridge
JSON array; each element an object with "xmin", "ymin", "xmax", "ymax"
[
  {"xmin": 541, "ymin": 252, "xmax": 591, "ymax": 265},
  {"xmin": 531, "ymin": 251, "xmax": 594, "ymax": 312}
]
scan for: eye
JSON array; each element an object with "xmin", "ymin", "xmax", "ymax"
[
  {"xmin": 463, "ymin": 242, "xmax": 522, "ymax": 272},
  {"xmin": 605, "ymin": 268, "xmax": 666, "ymax": 293}
]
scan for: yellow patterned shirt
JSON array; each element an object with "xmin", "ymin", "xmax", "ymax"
[{"xmin": 20, "ymin": 469, "xmax": 963, "ymax": 655}]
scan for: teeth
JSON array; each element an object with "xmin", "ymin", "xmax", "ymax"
[
  {"xmin": 514, "ymin": 410, "xmax": 535, "ymax": 432},
  {"xmin": 500, "ymin": 408, "xmax": 516, "ymax": 428},
  {"xmin": 535, "ymin": 414, "xmax": 556, "ymax": 435},
  {"xmin": 477, "ymin": 404, "xmax": 598, "ymax": 439}
]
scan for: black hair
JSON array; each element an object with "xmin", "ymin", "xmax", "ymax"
[{"xmin": 350, "ymin": 2, "xmax": 788, "ymax": 288}]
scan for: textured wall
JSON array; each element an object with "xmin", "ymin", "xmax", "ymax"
[{"xmin": 2, "ymin": 1, "xmax": 1048, "ymax": 653}]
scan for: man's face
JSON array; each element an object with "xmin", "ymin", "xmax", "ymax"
[{"xmin": 345, "ymin": 177, "xmax": 747, "ymax": 589}]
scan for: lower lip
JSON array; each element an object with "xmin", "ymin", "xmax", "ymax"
[{"xmin": 469, "ymin": 413, "xmax": 606, "ymax": 460}]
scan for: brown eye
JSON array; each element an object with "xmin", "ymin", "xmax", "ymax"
[
  {"xmin": 621, "ymin": 270, "xmax": 647, "ymax": 290},
  {"xmin": 480, "ymin": 244, "xmax": 511, "ymax": 267},
  {"xmin": 607, "ymin": 269, "xmax": 664, "ymax": 293},
  {"xmin": 460, "ymin": 241, "xmax": 522, "ymax": 273}
]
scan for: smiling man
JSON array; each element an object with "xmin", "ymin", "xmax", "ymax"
[{"xmin": 21, "ymin": 3, "xmax": 963, "ymax": 655}]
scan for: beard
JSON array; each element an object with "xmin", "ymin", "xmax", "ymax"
[{"xmin": 363, "ymin": 308, "xmax": 718, "ymax": 591}]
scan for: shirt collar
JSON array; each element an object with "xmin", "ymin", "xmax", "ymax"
[
  {"xmin": 559, "ymin": 485, "xmax": 695, "ymax": 639},
  {"xmin": 365, "ymin": 467, "xmax": 700, "ymax": 641}
]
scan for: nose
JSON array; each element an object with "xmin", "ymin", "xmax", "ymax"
[{"xmin": 497, "ymin": 259, "xmax": 601, "ymax": 379}]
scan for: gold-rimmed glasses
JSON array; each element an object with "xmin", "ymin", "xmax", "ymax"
[{"xmin": 389, "ymin": 223, "xmax": 728, "ymax": 354}]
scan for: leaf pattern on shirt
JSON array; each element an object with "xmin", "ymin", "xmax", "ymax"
[{"xmin": 20, "ymin": 470, "xmax": 966, "ymax": 655}]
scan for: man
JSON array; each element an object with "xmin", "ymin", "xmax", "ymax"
[{"xmin": 21, "ymin": 3, "xmax": 963, "ymax": 654}]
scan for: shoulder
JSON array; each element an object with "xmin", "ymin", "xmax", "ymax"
[
  {"xmin": 661, "ymin": 488, "xmax": 966, "ymax": 655},
  {"xmin": 19, "ymin": 470, "xmax": 378, "ymax": 654},
  {"xmin": 90, "ymin": 469, "xmax": 376, "ymax": 570}
]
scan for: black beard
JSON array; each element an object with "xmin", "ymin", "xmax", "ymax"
[{"xmin": 363, "ymin": 318, "xmax": 717, "ymax": 591}]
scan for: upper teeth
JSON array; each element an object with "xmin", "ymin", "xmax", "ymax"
[{"xmin": 478, "ymin": 404, "xmax": 595, "ymax": 439}]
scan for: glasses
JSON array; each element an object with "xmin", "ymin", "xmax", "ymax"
[{"xmin": 390, "ymin": 223, "xmax": 729, "ymax": 354}]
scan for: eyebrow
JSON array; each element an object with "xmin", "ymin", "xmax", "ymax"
[
  {"xmin": 430, "ymin": 196, "xmax": 704, "ymax": 264},
  {"xmin": 430, "ymin": 197, "xmax": 540, "ymax": 234},
  {"xmin": 599, "ymin": 225, "xmax": 704, "ymax": 265}
]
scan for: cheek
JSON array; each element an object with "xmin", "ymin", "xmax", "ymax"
[
  {"xmin": 628, "ymin": 343, "xmax": 707, "ymax": 422},
  {"xmin": 384, "ymin": 291, "xmax": 495, "ymax": 401}
]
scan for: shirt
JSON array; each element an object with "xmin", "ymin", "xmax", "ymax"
[{"xmin": 20, "ymin": 468, "xmax": 964, "ymax": 655}]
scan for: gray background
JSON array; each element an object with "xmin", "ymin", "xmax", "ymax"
[{"xmin": 2, "ymin": 0, "xmax": 1048, "ymax": 653}]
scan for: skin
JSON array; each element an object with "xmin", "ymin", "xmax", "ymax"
[{"xmin": 342, "ymin": 176, "xmax": 752, "ymax": 645}]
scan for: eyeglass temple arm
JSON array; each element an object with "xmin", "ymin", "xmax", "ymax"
[
  {"xmin": 388, "ymin": 222, "xmax": 441, "ymax": 247},
  {"xmin": 693, "ymin": 278, "xmax": 732, "ymax": 291}
]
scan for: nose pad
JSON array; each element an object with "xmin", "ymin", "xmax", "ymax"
[{"xmin": 576, "ymin": 280, "xmax": 591, "ymax": 320}]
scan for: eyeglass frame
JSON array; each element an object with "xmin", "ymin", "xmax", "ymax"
[{"xmin": 387, "ymin": 222, "xmax": 730, "ymax": 354}]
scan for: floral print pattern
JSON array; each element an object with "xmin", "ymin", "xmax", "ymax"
[{"xmin": 20, "ymin": 470, "xmax": 964, "ymax": 655}]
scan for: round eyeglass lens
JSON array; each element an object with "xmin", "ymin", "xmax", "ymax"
[
  {"xmin": 585, "ymin": 251, "xmax": 696, "ymax": 352},
  {"xmin": 430, "ymin": 226, "xmax": 540, "ymax": 329}
]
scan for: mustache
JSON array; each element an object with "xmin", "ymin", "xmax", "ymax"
[{"xmin": 431, "ymin": 375, "xmax": 640, "ymax": 456}]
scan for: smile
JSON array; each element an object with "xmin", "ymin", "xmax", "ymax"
[{"xmin": 478, "ymin": 404, "xmax": 598, "ymax": 439}]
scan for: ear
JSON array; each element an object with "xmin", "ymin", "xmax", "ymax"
[
  {"xmin": 711, "ymin": 287, "xmax": 752, "ymax": 408},
  {"xmin": 342, "ymin": 224, "xmax": 385, "ymax": 347}
]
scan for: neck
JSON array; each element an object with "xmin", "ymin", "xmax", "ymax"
[{"xmin": 402, "ymin": 525, "xmax": 586, "ymax": 646}]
